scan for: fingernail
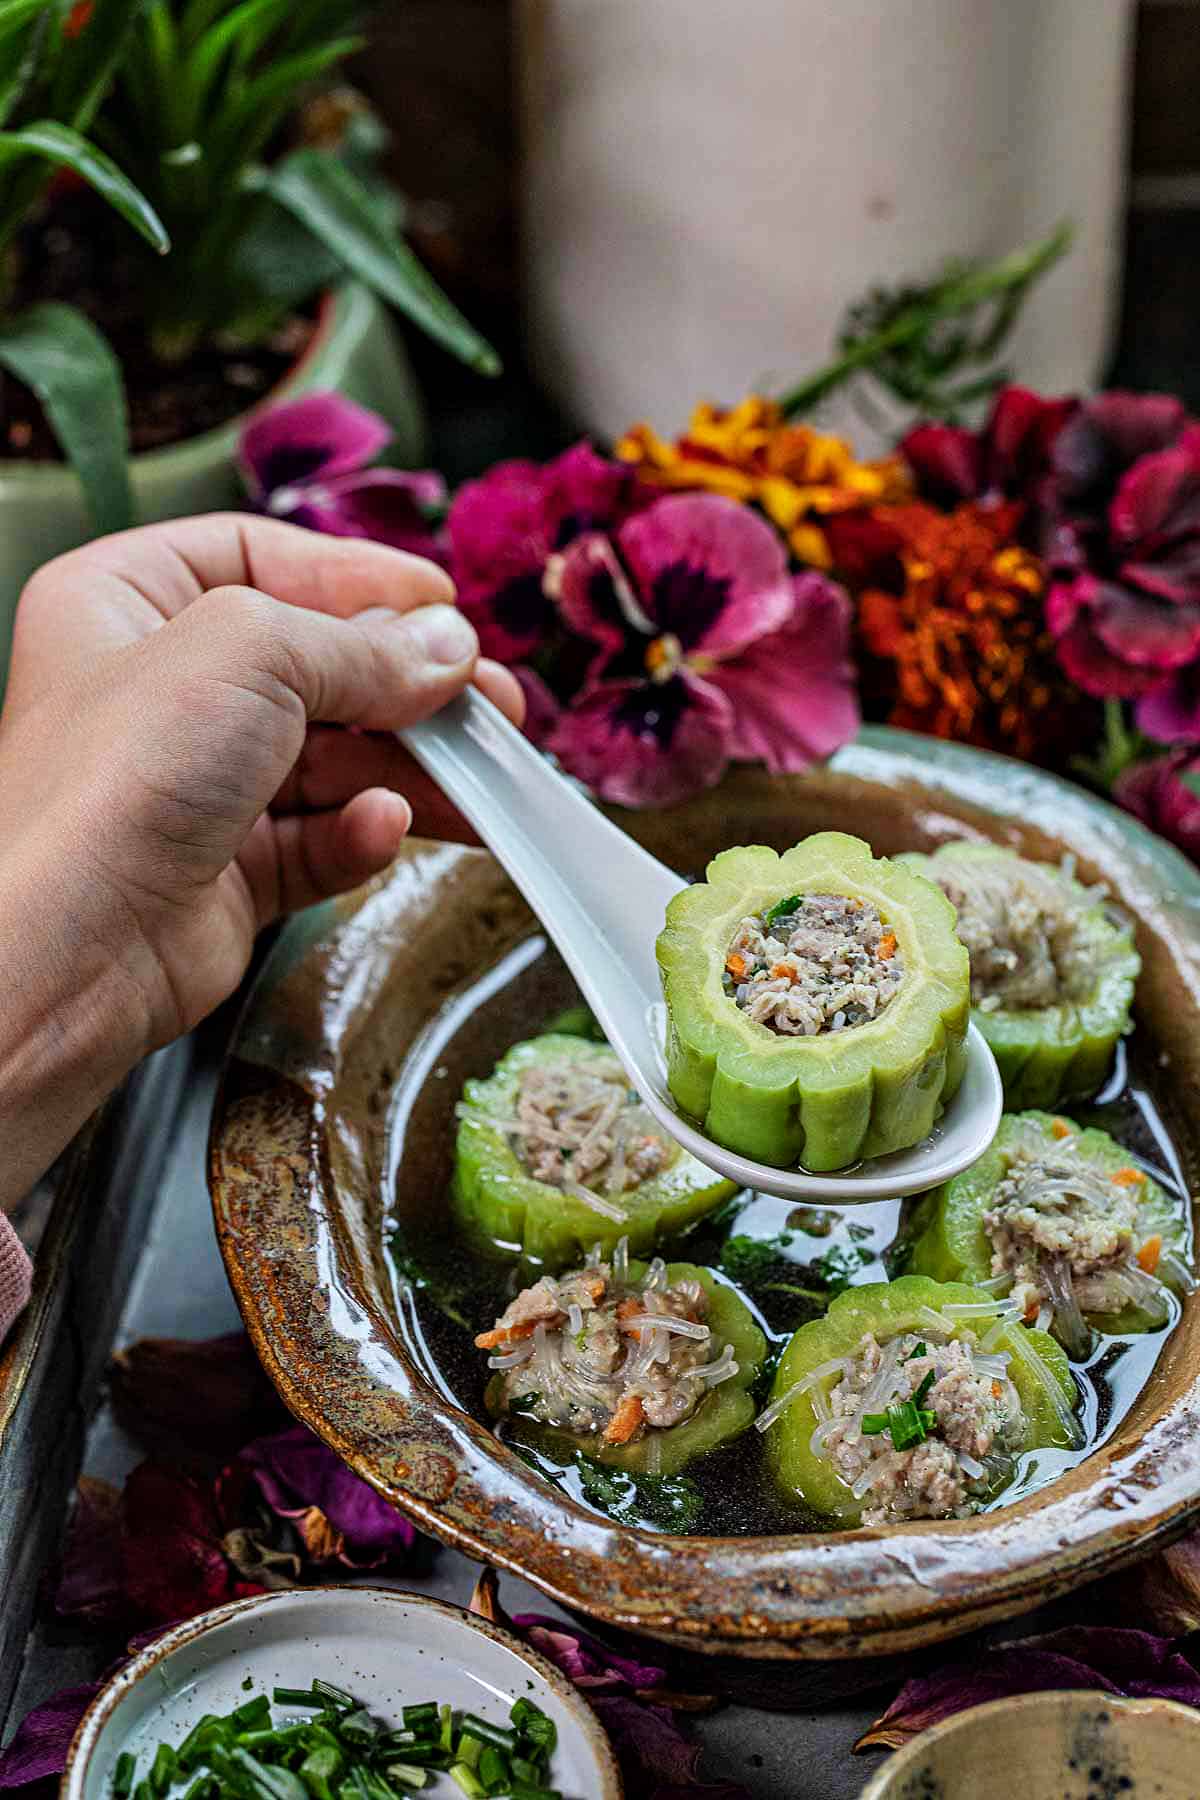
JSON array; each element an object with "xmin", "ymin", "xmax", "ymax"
[{"xmin": 408, "ymin": 603, "xmax": 477, "ymax": 666}]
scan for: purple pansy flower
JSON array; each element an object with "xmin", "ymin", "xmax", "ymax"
[
  {"xmin": 543, "ymin": 493, "xmax": 859, "ymax": 808},
  {"xmin": 1044, "ymin": 392, "xmax": 1200, "ymax": 705},
  {"xmin": 239, "ymin": 392, "xmax": 447, "ymax": 560},
  {"xmin": 446, "ymin": 440, "xmax": 644, "ymax": 662}
]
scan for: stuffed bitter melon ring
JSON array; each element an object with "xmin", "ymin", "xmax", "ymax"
[
  {"xmin": 899, "ymin": 842, "xmax": 1139, "ymax": 1109},
  {"xmin": 656, "ymin": 833, "xmax": 970, "ymax": 1171},
  {"xmin": 762, "ymin": 1274, "xmax": 1079, "ymax": 1525},
  {"xmin": 481, "ymin": 1251, "xmax": 766, "ymax": 1476},
  {"xmin": 452, "ymin": 1033, "xmax": 736, "ymax": 1268},
  {"xmin": 909, "ymin": 1110, "xmax": 1192, "ymax": 1351}
]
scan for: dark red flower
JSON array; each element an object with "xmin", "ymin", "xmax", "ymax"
[
  {"xmin": 901, "ymin": 385, "xmax": 1075, "ymax": 524},
  {"xmin": 1115, "ymin": 748, "xmax": 1200, "ymax": 862},
  {"xmin": 1044, "ymin": 393, "xmax": 1200, "ymax": 704}
]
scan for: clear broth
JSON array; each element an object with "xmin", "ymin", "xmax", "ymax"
[{"xmin": 387, "ymin": 939, "xmax": 1197, "ymax": 1538}]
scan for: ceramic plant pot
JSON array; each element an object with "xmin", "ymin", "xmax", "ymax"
[
  {"xmin": 0, "ymin": 281, "xmax": 426, "ymax": 694},
  {"xmin": 208, "ymin": 730, "xmax": 1200, "ymax": 1665}
]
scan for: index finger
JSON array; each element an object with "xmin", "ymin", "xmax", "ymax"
[{"xmin": 13, "ymin": 513, "xmax": 455, "ymax": 687}]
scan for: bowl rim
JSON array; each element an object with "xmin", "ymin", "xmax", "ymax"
[
  {"xmin": 208, "ymin": 729, "xmax": 1200, "ymax": 1660},
  {"xmin": 61, "ymin": 1584, "xmax": 624, "ymax": 1800},
  {"xmin": 855, "ymin": 1687, "xmax": 1200, "ymax": 1797}
]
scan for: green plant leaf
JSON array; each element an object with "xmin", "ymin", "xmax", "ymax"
[
  {"xmin": 0, "ymin": 300, "xmax": 133, "ymax": 532},
  {"xmin": 0, "ymin": 0, "xmax": 46, "ymax": 50},
  {"xmin": 0, "ymin": 0, "xmax": 45, "ymax": 127},
  {"xmin": 49, "ymin": 0, "xmax": 150, "ymax": 136},
  {"xmin": 258, "ymin": 148, "xmax": 500, "ymax": 374},
  {"xmin": 207, "ymin": 35, "xmax": 363, "ymax": 186},
  {"xmin": 0, "ymin": 119, "xmax": 168, "ymax": 248}
]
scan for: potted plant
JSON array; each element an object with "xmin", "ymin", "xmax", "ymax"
[{"xmin": 0, "ymin": 0, "xmax": 498, "ymax": 681}]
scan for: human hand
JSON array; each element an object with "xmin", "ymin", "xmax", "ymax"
[{"xmin": 0, "ymin": 514, "xmax": 522, "ymax": 1203}]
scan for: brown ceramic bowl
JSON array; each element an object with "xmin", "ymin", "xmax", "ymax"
[{"xmin": 210, "ymin": 729, "xmax": 1200, "ymax": 1662}]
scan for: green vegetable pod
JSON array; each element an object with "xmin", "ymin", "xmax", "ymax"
[
  {"xmin": 909, "ymin": 1110, "xmax": 1191, "ymax": 1336},
  {"xmin": 451, "ymin": 1033, "xmax": 736, "ymax": 1268},
  {"xmin": 899, "ymin": 842, "xmax": 1139, "ymax": 1109},
  {"xmin": 655, "ymin": 833, "xmax": 970, "ymax": 1171},
  {"xmin": 766, "ymin": 1274, "xmax": 1079, "ymax": 1523},
  {"xmin": 491, "ymin": 1262, "xmax": 766, "ymax": 1477}
]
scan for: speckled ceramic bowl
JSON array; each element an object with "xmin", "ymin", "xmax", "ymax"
[
  {"xmin": 63, "ymin": 1587, "xmax": 621, "ymax": 1800},
  {"xmin": 857, "ymin": 1688, "xmax": 1200, "ymax": 1799},
  {"xmin": 209, "ymin": 729, "xmax": 1200, "ymax": 1662}
]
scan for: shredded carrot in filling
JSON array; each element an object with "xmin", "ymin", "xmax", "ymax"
[
  {"xmin": 474, "ymin": 1320, "xmax": 542, "ymax": 1350},
  {"xmin": 877, "ymin": 932, "xmax": 898, "ymax": 960},
  {"xmin": 1138, "ymin": 1235, "xmax": 1163, "ymax": 1275},
  {"xmin": 1112, "ymin": 1167, "xmax": 1145, "ymax": 1187},
  {"xmin": 1051, "ymin": 1118, "xmax": 1072, "ymax": 1140},
  {"xmin": 603, "ymin": 1395, "xmax": 645, "ymax": 1444},
  {"xmin": 725, "ymin": 952, "xmax": 749, "ymax": 979}
]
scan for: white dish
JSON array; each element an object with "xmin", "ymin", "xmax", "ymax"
[{"xmin": 64, "ymin": 1587, "xmax": 622, "ymax": 1800}]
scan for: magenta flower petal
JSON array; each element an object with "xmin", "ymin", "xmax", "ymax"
[
  {"xmin": 717, "ymin": 573, "xmax": 859, "ymax": 771},
  {"xmin": 616, "ymin": 494, "xmax": 794, "ymax": 659},
  {"xmin": 1090, "ymin": 583, "xmax": 1200, "ymax": 672},
  {"xmin": 511, "ymin": 665, "xmax": 561, "ymax": 746},
  {"xmin": 900, "ymin": 421, "xmax": 981, "ymax": 507},
  {"xmin": 240, "ymin": 1425, "xmax": 418, "ymax": 1563},
  {"xmin": 513, "ymin": 1616, "xmax": 667, "ymax": 1691},
  {"xmin": 1116, "ymin": 749, "xmax": 1200, "ymax": 857},
  {"xmin": 0, "ymin": 1684, "xmax": 103, "ymax": 1788},
  {"xmin": 547, "ymin": 672, "xmax": 733, "ymax": 808},
  {"xmin": 283, "ymin": 469, "xmax": 448, "ymax": 561},
  {"xmin": 1136, "ymin": 665, "xmax": 1200, "ymax": 743},
  {"xmin": 984, "ymin": 386, "xmax": 1075, "ymax": 492},
  {"xmin": 447, "ymin": 443, "xmax": 640, "ymax": 663},
  {"xmin": 554, "ymin": 532, "xmax": 640, "ymax": 671},
  {"xmin": 1110, "ymin": 442, "xmax": 1200, "ymax": 560},
  {"xmin": 240, "ymin": 392, "xmax": 394, "ymax": 497}
]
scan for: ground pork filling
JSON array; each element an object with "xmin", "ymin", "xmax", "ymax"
[
  {"xmin": 812, "ymin": 1330, "xmax": 1026, "ymax": 1525},
  {"xmin": 476, "ymin": 1240, "xmax": 739, "ymax": 1449},
  {"xmin": 928, "ymin": 852, "xmax": 1109, "ymax": 1011},
  {"xmin": 724, "ymin": 892, "xmax": 905, "ymax": 1036},
  {"xmin": 982, "ymin": 1126, "xmax": 1174, "ymax": 1352},
  {"xmin": 466, "ymin": 1055, "xmax": 671, "ymax": 1222}
]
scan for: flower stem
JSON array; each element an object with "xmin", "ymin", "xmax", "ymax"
[
  {"xmin": 776, "ymin": 221, "xmax": 1073, "ymax": 419},
  {"xmin": 1071, "ymin": 697, "xmax": 1145, "ymax": 792}
]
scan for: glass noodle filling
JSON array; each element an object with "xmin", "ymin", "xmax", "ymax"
[
  {"xmin": 764, "ymin": 1327, "xmax": 1027, "ymax": 1525},
  {"xmin": 476, "ymin": 1239, "xmax": 738, "ymax": 1449},
  {"xmin": 724, "ymin": 892, "xmax": 904, "ymax": 1036},
  {"xmin": 459, "ymin": 1053, "xmax": 670, "ymax": 1222},
  {"xmin": 982, "ymin": 1119, "xmax": 1185, "ymax": 1354},
  {"xmin": 927, "ymin": 851, "xmax": 1110, "ymax": 1011}
]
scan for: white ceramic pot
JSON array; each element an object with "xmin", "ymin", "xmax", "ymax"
[
  {"xmin": 0, "ymin": 282, "xmax": 425, "ymax": 691},
  {"xmin": 517, "ymin": 0, "xmax": 1134, "ymax": 445}
]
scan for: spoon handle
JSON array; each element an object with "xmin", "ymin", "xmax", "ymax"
[{"xmin": 400, "ymin": 689, "xmax": 685, "ymax": 1044}]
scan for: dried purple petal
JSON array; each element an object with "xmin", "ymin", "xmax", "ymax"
[
  {"xmin": 239, "ymin": 1424, "xmax": 420, "ymax": 1566},
  {"xmin": 109, "ymin": 1332, "xmax": 284, "ymax": 1458},
  {"xmin": 0, "ymin": 1684, "xmax": 101, "ymax": 1789},
  {"xmin": 856, "ymin": 1626, "xmax": 1200, "ymax": 1752}
]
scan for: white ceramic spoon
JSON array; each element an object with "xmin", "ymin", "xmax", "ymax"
[{"xmin": 401, "ymin": 688, "xmax": 1003, "ymax": 1202}]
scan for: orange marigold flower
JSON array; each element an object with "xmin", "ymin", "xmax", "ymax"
[
  {"xmin": 616, "ymin": 395, "xmax": 909, "ymax": 570},
  {"xmin": 848, "ymin": 499, "xmax": 1095, "ymax": 762}
]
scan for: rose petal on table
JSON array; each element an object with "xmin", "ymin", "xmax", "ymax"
[
  {"xmin": 855, "ymin": 1626, "xmax": 1200, "ymax": 1752},
  {"xmin": 239, "ymin": 1424, "xmax": 423, "ymax": 1565},
  {"xmin": 0, "ymin": 1684, "xmax": 102, "ymax": 1789},
  {"xmin": 109, "ymin": 1332, "xmax": 284, "ymax": 1458}
]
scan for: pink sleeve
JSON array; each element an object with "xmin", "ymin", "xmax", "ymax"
[{"xmin": 0, "ymin": 1210, "xmax": 32, "ymax": 1343}]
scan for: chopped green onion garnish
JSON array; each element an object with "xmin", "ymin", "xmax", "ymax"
[
  {"xmin": 448, "ymin": 1767, "xmax": 485, "ymax": 1800},
  {"xmin": 458, "ymin": 1716, "xmax": 517, "ymax": 1755},
  {"xmin": 113, "ymin": 1752, "xmax": 137, "ymax": 1797},
  {"xmin": 913, "ymin": 1369, "xmax": 936, "ymax": 1407},
  {"xmin": 904, "ymin": 1341, "xmax": 927, "ymax": 1361},
  {"xmin": 313, "ymin": 1682, "xmax": 357, "ymax": 1710},
  {"xmin": 274, "ymin": 1689, "xmax": 327, "ymax": 1709},
  {"xmin": 764, "ymin": 893, "xmax": 802, "ymax": 925}
]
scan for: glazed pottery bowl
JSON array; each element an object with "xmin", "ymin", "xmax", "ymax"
[
  {"xmin": 63, "ymin": 1587, "xmax": 622, "ymax": 1800},
  {"xmin": 857, "ymin": 1688, "xmax": 1200, "ymax": 1799},
  {"xmin": 209, "ymin": 729, "xmax": 1200, "ymax": 1661}
]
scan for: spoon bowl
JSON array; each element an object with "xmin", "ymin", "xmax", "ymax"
[{"xmin": 401, "ymin": 689, "xmax": 1003, "ymax": 1200}]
